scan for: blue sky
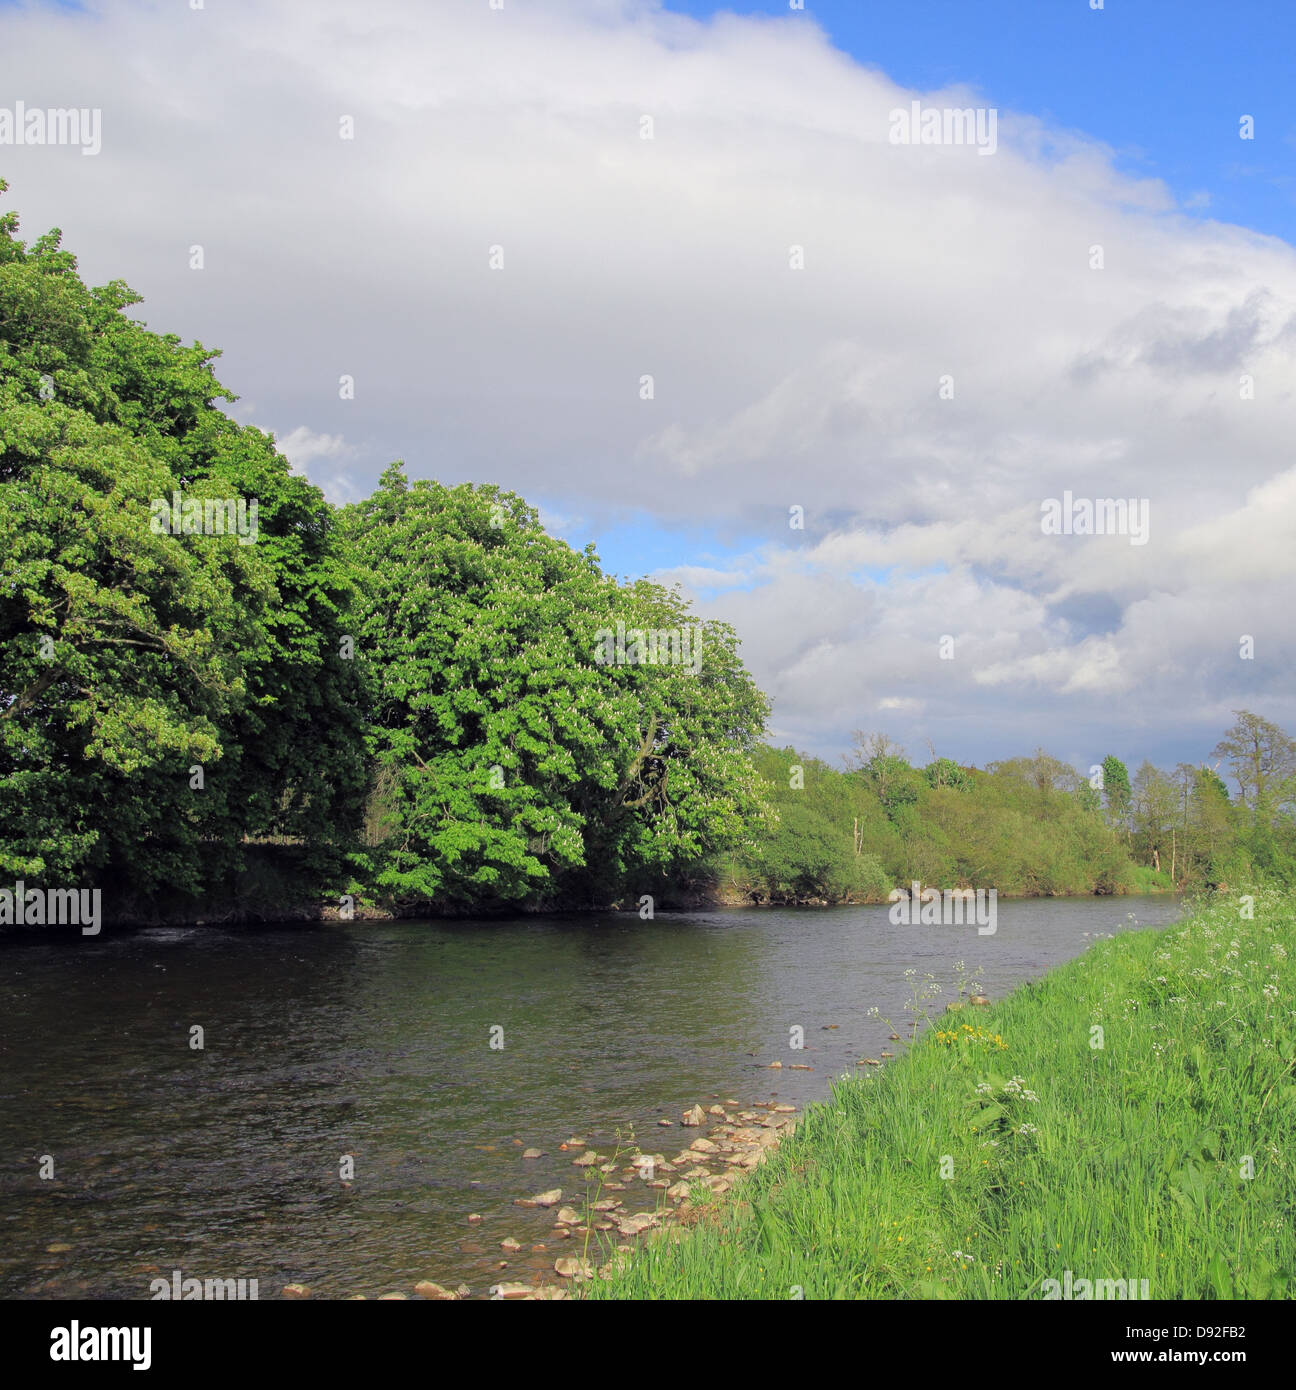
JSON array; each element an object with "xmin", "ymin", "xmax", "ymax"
[{"xmin": 661, "ymin": 0, "xmax": 1295, "ymax": 242}]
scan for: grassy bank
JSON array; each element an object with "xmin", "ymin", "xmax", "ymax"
[{"xmin": 590, "ymin": 888, "xmax": 1296, "ymax": 1299}]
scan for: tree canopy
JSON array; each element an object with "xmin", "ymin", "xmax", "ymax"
[
  {"xmin": 2, "ymin": 181, "xmax": 367, "ymax": 902},
  {"xmin": 340, "ymin": 464, "xmax": 770, "ymax": 908}
]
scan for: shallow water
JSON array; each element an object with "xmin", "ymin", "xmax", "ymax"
[{"xmin": 0, "ymin": 895, "xmax": 1183, "ymax": 1299}]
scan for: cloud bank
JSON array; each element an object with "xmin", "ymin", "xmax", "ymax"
[{"xmin": 2, "ymin": 0, "xmax": 1293, "ymax": 767}]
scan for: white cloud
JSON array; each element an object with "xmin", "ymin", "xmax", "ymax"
[
  {"xmin": 271, "ymin": 426, "xmax": 358, "ymax": 503},
  {"xmin": 274, "ymin": 426, "xmax": 348, "ymax": 470},
  {"xmin": 3, "ymin": 0, "xmax": 1294, "ymax": 763}
]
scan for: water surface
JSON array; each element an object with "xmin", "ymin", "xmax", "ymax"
[{"xmin": 0, "ymin": 896, "xmax": 1183, "ymax": 1298}]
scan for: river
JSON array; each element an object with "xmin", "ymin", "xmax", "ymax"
[{"xmin": 0, "ymin": 895, "xmax": 1183, "ymax": 1299}]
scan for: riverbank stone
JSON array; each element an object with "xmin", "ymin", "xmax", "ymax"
[{"xmin": 414, "ymin": 1281, "xmax": 456, "ymax": 1300}]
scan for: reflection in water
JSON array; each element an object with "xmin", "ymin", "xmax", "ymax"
[{"xmin": 0, "ymin": 896, "xmax": 1182, "ymax": 1298}]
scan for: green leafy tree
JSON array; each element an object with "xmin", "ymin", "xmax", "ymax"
[
  {"xmin": 341, "ymin": 464, "xmax": 770, "ymax": 907},
  {"xmin": 1131, "ymin": 761, "xmax": 1177, "ymax": 874},
  {"xmin": 0, "ymin": 182, "xmax": 366, "ymax": 898},
  {"xmin": 925, "ymin": 756, "xmax": 970, "ymax": 791},
  {"xmin": 1212, "ymin": 711, "xmax": 1296, "ymax": 825},
  {"xmin": 1186, "ymin": 765, "xmax": 1238, "ymax": 886},
  {"xmin": 1101, "ymin": 754, "xmax": 1131, "ymax": 831}
]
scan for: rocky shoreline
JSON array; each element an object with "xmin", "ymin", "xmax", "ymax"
[{"xmin": 270, "ymin": 1095, "xmax": 800, "ymax": 1301}]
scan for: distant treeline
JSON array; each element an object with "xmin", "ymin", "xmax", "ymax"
[
  {"xmin": 710, "ymin": 719, "xmax": 1296, "ymax": 905},
  {"xmin": 3, "ymin": 188, "xmax": 1293, "ymax": 921}
]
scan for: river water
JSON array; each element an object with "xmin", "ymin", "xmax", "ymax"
[{"xmin": 0, "ymin": 895, "xmax": 1183, "ymax": 1299}]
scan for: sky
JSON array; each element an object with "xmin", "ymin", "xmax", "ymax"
[{"xmin": 1, "ymin": 0, "xmax": 1293, "ymax": 775}]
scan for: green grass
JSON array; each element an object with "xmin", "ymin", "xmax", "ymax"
[
  {"xmin": 1130, "ymin": 864, "xmax": 1176, "ymax": 892},
  {"xmin": 589, "ymin": 888, "xmax": 1296, "ymax": 1299}
]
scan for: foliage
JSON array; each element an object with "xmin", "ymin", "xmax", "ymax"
[
  {"xmin": 0, "ymin": 182, "xmax": 365, "ymax": 901},
  {"xmin": 1101, "ymin": 753, "xmax": 1131, "ymax": 828},
  {"xmin": 717, "ymin": 716, "xmax": 1296, "ymax": 904},
  {"xmin": 339, "ymin": 464, "xmax": 771, "ymax": 908}
]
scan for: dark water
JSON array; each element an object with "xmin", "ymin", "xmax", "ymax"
[{"xmin": 0, "ymin": 896, "xmax": 1183, "ymax": 1299}]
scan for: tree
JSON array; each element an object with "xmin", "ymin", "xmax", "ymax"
[
  {"xmin": 0, "ymin": 182, "xmax": 366, "ymax": 898},
  {"xmin": 341, "ymin": 464, "xmax": 771, "ymax": 907},
  {"xmin": 1131, "ymin": 762, "xmax": 1176, "ymax": 874},
  {"xmin": 925, "ymin": 756, "xmax": 971, "ymax": 791},
  {"xmin": 1212, "ymin": 711, "xmax": 1296, "ymax": 825},
  {"xmin": 845, "ymin": 730, "xmax": 905, "ymax": 773},
  {"xmin": 989, "ymin": 749, "xmax": 1079, "ymax": 796},
  {"xmin": 1186, "ymin": 765, "xmax": 1236, "ymax": 885},
  {"xmin": 1101, "ymin": 754, "xmax": 1131, "ymax": 833},
  {"xmin": 846, "ymin": 732, "xmax": 922, "ymax": 817}
]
